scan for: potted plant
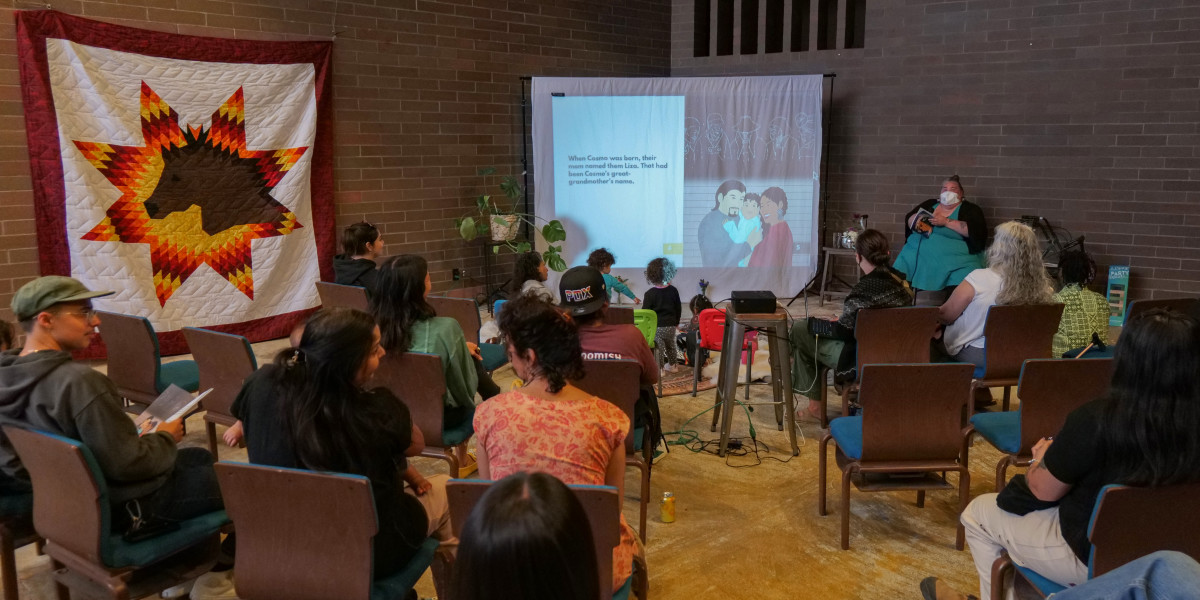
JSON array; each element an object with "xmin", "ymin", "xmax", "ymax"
[{"xmin": 455, "ymin": 167, "xmax": 568, "ymax": 271}]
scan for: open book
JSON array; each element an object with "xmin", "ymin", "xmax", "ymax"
[
  {"xmin": 134, "ymin": 385, "xmax": 212, "ymax": 434},
  {"xmin": 911, "ymin": 207, "xmax": 935, "ymax": 237}
]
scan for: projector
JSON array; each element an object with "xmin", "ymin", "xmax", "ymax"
[{"xmin": 730, "ymin": 291, "xmax": 777, "ymax": 314}]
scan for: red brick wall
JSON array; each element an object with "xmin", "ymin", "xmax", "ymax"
[
  {"xmin": 673, "ymin": 0, "xmax": 1200, "ymax": 300},
  {"xmin": 0, "ymin": 0, "xmax": 670, "ymax": 323}
]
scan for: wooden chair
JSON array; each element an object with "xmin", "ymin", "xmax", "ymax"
[
  {"xmin": 1125, "ymin": 297, "xmax": 1199, "ymax": 324},
  {"xmin": 315, "ymin": 281, "xmax": 369, "ymax": 311},
  {"xmin": 97, "ymin": 311, "xmax": 199, "ymax": 408},
  {"xmin": 971, "ymin": 358, "xmax": 1113, "ymax": 492},
  {"xmin": 2, "ymin": 426, "xmax": 228, "ymax": 600},
  {"xmin": 631, "ymin": 309, "xmax": 663, "ymax": 397},
  {"xmin": 819, "ymin": 363, "xmax": 975, "ymax": 550},
  {"xmin": 215, "ymin": 462, "xmax": 440, "ymax": 600},
  {"xmin": 572, "ymin": 359, "xmax": 653, "ymax": 543},
  {"xmin": 608, "ymin": 306, "xmax": 635, "ymax": 325},
  {"xmin": 428, "ymin": 295, "xmax": 508, "ymax": 372},
  {"xmin": 972, "ymin": 304, "xmax": 1064, "ymax": 412},
  {"xmin": 446, "ymin": 479, "xmax": 646, "ymax": 600},
  {"xmin": 369, "ymin": 352, "xmax": 469, "ymax": 475},
  {"xmin": 991, "ymin": 482, "xmax": 1200, "ymax": 599},
  {"xmin": 0, "ymin": 495, "xmax": 40, "ymax": 600},
  {"xmin": 182, "ymin": 328, "xmax": 259, "ymax": 455},
  {"xmin": 817, "ymin": 307, "xmax": 939, "ymax": 429}
]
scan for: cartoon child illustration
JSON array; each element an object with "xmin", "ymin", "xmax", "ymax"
[{"xmin": 723, "ymin": 192, "xmax": 763, "ymax": 267}]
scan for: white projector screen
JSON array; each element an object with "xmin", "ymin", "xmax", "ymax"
[{"xmin": 531, "ymin": 75, "xmax": 823, "ymax": 303}]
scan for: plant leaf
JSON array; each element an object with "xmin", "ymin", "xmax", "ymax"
[
  {"xmin": 493, "ymin": 216, "xmax": 511, "ymax": 226},
  {"xmin": 545, "ymin": 252, "xmax": 567, "ymax": 272},
  {"xmin": 476, "ymin": 195, "xmax": 491, "ymax": 213},
  {"xmin": 458, "ymin": 216, "xmax": 478, "ymax": 241},
  {"xmin": 541, "ymin": 220, "xmax": 566, "ymax": 243},
  {"xmin": 492, "ymin": 246, "xmax": 500, "ymax": 254},
  {"xmin": 516, "ymin": 242, "xmax": 532, "ymax": 253}
]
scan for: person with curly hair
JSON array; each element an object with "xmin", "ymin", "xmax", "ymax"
[
  {"xmin": 509, "ymin": 251, "xmax": 556, "ymax": 303},
  {"xmin": 1052, "ymin": 249, "xmax": 1110, "ymax": 357},
  {"xmin": 472, "ymin": 294, "xmax": 642, "ymax": 592},
  {"xmin": 643, "ymin": 257, "xmax": 682, "ymax": 371},
  {"xmin": 586, "ymin": 247, "xmax": 639, "ymax": 304}
]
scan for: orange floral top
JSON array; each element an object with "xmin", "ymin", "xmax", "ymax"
[{"xmin": 474, "ymin": 390, "xmax": 638, "ymax": 589}]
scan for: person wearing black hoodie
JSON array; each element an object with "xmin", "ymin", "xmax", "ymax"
[
  {"xmin": 0, "ymin": 277, "xmax": 224, "ymax": 525},
  {"xmin": 333, "ymin": 222, "xmax": 384, "ymax": 294}
]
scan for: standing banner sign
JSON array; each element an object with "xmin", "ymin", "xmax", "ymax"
[{"xmin": 1106, "ymin": 265, "xmax": 1130, "ymax": 326}]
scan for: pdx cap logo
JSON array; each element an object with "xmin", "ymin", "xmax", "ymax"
[{"xmin": 564, "ymin": 285, "xmax": 594, "ymax": 303}]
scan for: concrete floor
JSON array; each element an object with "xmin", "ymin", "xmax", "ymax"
[{"xmin": 7, "ymin": 298, "xmax": 1011, "ymax": 600}]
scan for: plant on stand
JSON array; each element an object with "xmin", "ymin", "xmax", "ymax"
[{"xmin": 454, "ymin": 167, "xmax": 567, "ymax": 271}]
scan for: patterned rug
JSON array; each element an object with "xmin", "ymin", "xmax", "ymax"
[{"xmin": 659, "ymin": 364, "xmax": 717, "ymax": 397}]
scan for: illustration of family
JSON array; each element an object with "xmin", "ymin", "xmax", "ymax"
[{"xmin": 697, "ymin": 180, "xmax": 794, "ymax": 268}]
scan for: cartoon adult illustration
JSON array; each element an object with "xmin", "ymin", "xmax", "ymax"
[
  {"xmin": 723, "ymin": 192, "xmax": 763, "ymax": 267},
  {"xmin": 705, "ymin": 113, "xmax": 727, "ymax": 157},
  {"xmin": 684, "ymin": 117, "xmax": 701, "ymax": 161},
  {"xmin": 698, "ymin": 180, "xmax": 762, "ymax": 267},
  {"xmin": 747, "ymin": 186, "xmax": 793, "ymax": 268}
]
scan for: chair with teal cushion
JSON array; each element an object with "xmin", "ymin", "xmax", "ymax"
[
  {"xmin": 970, "ymin": 358, "xmax": 1112, "ymax": 492},
  {"xmin": 573, "ymin": 359, "xmax": 653, "ymax": 543},
  {"xmin": 370, "ymin": 351, "xmax": 469, "ymax": 476},
  {"xmin": 215, "ymin": 462, "xmax": 441, "ymax": 600},
  {"xmin": 446, "ymin": 479, "xmax": 647, "ymax": 599},
  {"xmin": 2, "ymin": 425, "xmax": 227, "ymax": 600},
  {"xmin": 632, "ymin": 309, "xmax": 662, "ymax": 397},
  {"xmin": 182, "ymin": 327, "xmax": 260, "ymax": 455},
  {"xmin": 819, "ymin": 363, "xmax": 975, "ymax": 550},
  {"xmin": 97, "ymin": 310, "xmax": 200, "ymax": 408},
  {"xmin": 970, "ymin": 304, "xmax": 1064, "ymax": 412},
  {"xmin": 991, "ymin": 482, "xmax": 1200, "ymax": 600}
]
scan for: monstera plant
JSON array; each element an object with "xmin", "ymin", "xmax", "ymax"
[{"xmin": 455, "ymin": 167, "xmax": 567, "ymax": 271}]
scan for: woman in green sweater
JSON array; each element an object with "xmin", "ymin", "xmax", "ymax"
[{"xmin": 372, "ymin": 255, "xmax": 500, "ymax": 433}]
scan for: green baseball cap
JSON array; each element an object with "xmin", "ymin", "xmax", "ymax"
[{"xmin": 11, "ymin": 276, "xmax": 114, "ymax": 321}]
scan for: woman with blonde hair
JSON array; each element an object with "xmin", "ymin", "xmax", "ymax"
[{"xmin": 938, "ymin": 221, "xmax": 1054, "ymax": 367}]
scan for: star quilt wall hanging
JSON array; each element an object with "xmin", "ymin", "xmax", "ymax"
[{"xmin": 16, "ymin": 10, "xmax": 334, "ymax": 357}]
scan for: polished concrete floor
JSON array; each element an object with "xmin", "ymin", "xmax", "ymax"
[{"xmin": 8, "ymin": 299, "xmax": 1017, "ymax": 600}]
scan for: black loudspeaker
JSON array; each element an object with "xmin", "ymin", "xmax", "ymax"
[{"xmin": 731, "ymin": 291, "xmax": 777, "ymax": 314}]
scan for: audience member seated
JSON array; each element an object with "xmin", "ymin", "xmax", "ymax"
[
  {"xmin": 1043, "ymin": 551, "xmax": 1200, "ymax": 600},
  {"xmin": 920, "ymin": 309, "xmax": 1200, "ymax": 600},
  {"xmin": 373, "ymin": 253, "xmax": 500, "ymax": 414},
  {"xmin": 559, "ymin": 266, "xmax": 658, "ymax": 387},
  {"xmin": 450, "ymin": 472, "xmax": 599, "ymax": 600},
  {"xmin": 938, "ymin": 220, "xmax": 1054, "ymax": 368},
  {"xmin": 473, "ymin": 295, "xmax": 642, "ymax": 591},
  {"xmin": 510, "ymin": 251, "xmax": 556, "ymax": 303},
  {"xmin": 333, "ymin": 221, "xmax": 384, "ymax": 294},
  {"xmin": 789, "ymin": 229, "xmax": 914, "ymax": 420},
  {"xmin": 1051, "ymin": 249, "xmax": 1110, "ymax": 357},
  {"xmin": 232, "ymin": 308, "xmax": 456, "ymax": 576},
  {"xmin": 893, "ymin": 175, "xmax": 988, "ymax": 303}
]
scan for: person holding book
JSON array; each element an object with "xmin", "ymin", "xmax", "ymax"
[{"xmin": 892, "ymin": 175, "xmax": 988, "ymax": 304}]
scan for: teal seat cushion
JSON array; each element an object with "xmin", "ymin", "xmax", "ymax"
[
  {"xmin": 105, "ymin": 509, "xmax": 229, "ymax": 568},
  {"xmin": 370, "ymin": 536, "xmax": 439, "ymax": 600},
  {"xmin": 612, "ymin": 574, "xmax": 633, "ymax": 600},
  {"xmin": 971, "ymin": 411, "xmax": 1022, "ymax": 454},
  {"xmin": 633, "ymin": 426, "xmax": 644, "ymax": 451},
  {"xmin": 1014, "ymin": 565, "xmax": 1066, "ymax": 596},
  {"xmin": 829, "ymin": 416, "xmax": 863, "ymax": 460},
  {"xmin": 479, "ymin": 342, "xmax": 508, "ymax": 372},
  {"xmin": 442, "ymin": 413, "xmax": 475, "ymax": 447},
  {"xmin": 159, "ymin": 360, "xmax": 200, "ymax": 393}
]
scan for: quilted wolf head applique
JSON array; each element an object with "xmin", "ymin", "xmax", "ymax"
[{"xmin": 75, "ymin": 82, "xmax": 307, "ymax": 305}]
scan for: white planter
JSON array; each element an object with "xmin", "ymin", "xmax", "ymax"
[{"xmin": 490, "ymin": 215, "xmax": 520, "ymax": 241}]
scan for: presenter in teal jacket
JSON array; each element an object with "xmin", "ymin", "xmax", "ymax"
[{"xmin": 892, "ymin": 175, "xmax": 987, "ymax": 303}]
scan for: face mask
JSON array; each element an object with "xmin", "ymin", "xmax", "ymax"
[{"xmin": 939, "ymin": 191, "xmax": 960, "ymax": 206}]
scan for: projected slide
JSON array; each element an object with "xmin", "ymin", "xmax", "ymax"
[{"xmin": 532, "ymin": 76, "xmax": 823, "ymax": 299}]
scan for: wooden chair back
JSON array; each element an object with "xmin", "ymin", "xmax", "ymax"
[
  {"xmin": 2, "ymin": 426, "xmax": 105, "ymax": 564},
  {"xmin": 182, "ymin": 327, "xmax": 258, "ymax": 421},
  {"xmin": 446, "ymin": 479, "xmax": 620, "ymax": 599},
  {"xmin": 853, "ymin": 307, "xmax": 939, "ymax": 373},
  {"xmin": 572, "ymin": 359, "xmax": 641, "ymax": 455},
  {"xmin": 214, "ymin": 462, "xmax": 377, "ymax": 600},
  {"xmin": 979, "ymin": 304, "xmax": 1065, "ymax": 381},
  {"xmin": 607, "ymin": 306, "xmax": 635, "ymax": 325},
  {"xmin": 96, "ymin": 310, "xmax": 162, "ymax": 405},
  {"xmin": 859, "ymin": 363, "xmax": 974, "ymax": 462},
  {"xmin": 1089, "ymin": 482, "xmax": 1200, "ymax": 578},
  {"xmin": 1015, "ymin": 359, "xmax": 1112, "ymax": 454},
  {"xmin": 370, "ymin": 352, "xmax": 449, "ymax": 447},
  {"xmin": 1125, "ymin": 297, "xmax": 1199, "ymax": 324},
  {"xmin": 315, "ymin": 281, "xmax": 369, "ymax": 312},
  {"xmin": 428, "ymin": 296, "xmax": 481, "ymax": 345}
]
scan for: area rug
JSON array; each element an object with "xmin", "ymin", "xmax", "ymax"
[{"xmin": 659, "ymin": 364, "xmax": 716, "ymax": 397}]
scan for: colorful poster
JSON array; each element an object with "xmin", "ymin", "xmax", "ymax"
[{"xmin": 1107, "ymin": 265, "xmax": 1130, "ymax": 326}]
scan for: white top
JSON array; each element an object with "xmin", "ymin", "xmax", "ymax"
[
  {"xmin": 943, "ymin": 267, "xmax": 1003, "ymax": 356},
  {"xmin": 520, "ymin": 279, "xmax": 557, "ymax": 304}
]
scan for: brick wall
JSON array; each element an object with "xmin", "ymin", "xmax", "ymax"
[
  {"xmin": 0, "ymin": 0, "xmax": 670, "ymax": 323},
  {"xmin": 673, "ymin": 0, "xmax": 1200, "ymax": 300}
]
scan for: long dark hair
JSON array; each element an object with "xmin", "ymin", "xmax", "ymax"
[
  {"xmin": 270, "ymin": 308, "xmax": 408, "ymax": 483},
  {"xmin": 340, "ymin": 222, "xmax": 379, "ymax": 255},
  {"xmin": 450, "ymin": 472, "xmax": 599, "ymax": 600},
  {"xmin": 372, "ymin": 254, "xmax": 436, "ymax": 352},
  {"xmin": 508, "ymin": 251, "xmax": 545, "ymax": 295},
  {"xmin": 1101, "ymin": 308, "xmax": 1200, "ymax": 486},
  {"xmin": 497, "ymin": 295, "xmax": 583, "ymax": 393}
]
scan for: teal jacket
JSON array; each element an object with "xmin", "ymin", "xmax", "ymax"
[
  {"xmin": 408, "ymin": 317, "xmax": 479, "ymax": 410},
  {"xmin": 603, "ymin": 273, "xmax": 637, "ymax": 302}
]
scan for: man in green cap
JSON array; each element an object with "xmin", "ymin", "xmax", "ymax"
[{"xmin": 0, "ymin": 276, "xmax": 224, "ymax": 530}]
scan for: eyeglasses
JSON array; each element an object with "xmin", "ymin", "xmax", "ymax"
[{"xmin": 57, "ymin": 308, "xmax": 98, "ymax": 321}]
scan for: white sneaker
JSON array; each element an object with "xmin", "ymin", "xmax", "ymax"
[{"xmin": 189, "ymin": 570, "xmax": 239, "ymax": 600}]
